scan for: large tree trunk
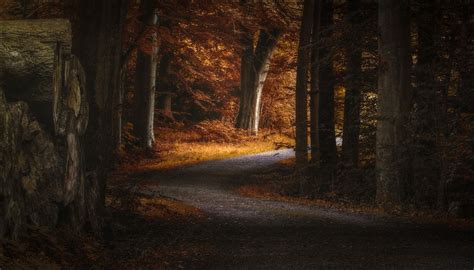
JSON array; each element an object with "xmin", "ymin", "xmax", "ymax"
[
  {"xmin": 236, "ymin": 28, "xmax": 281, "ymax": 135},
  {"xmin": 310, "ymin": 0, "xmax": 322, "ymax": 163},
  {"xmin": 413, "ymin": 0, "xmax": 441, "ymax": 208},
  {"xmin": 0, "ymin": 19, "xmax": 90, "ymax": 239},
  {"xmin": 342, "ymin": 0, "xmax": 362, "ymax": 168},
  {"xmin": 295, "ymin": 0, "xmax": 315, "ymax": 165},
  {"xmin": 236, "ymin": 27, "xmax": 255, "ymax": 131},
  {"xmin": 318, "ymin": 0, "xmax": 337, "ymax": 193},
  {"xmin": 376, "ymin": 0, "xmax": 412, "ymax": 209},
  {"xmin": 72, "ymin": 0, "xmax": 129, "ymax": 230},
  {"xmin": 133, "ymin": 0, "xmax": 159, "ymax": 149}
]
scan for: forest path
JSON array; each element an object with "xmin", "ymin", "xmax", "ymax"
[{"xmin": 146, "ymin": 149, "xmax": 474, "ymax": 269}]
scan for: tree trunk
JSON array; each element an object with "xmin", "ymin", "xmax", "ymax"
[
  {"xmin": 236, "ymin": 27, "xmax": 255, "ymax": 132},
  {"xmin": 72, "ymin": 0, "xmax": 129, "ymax": 230},
  {"xmin": 310, "ymin": 0, "xmax": 322, "ymax": 163},
  {"xmin": 413, "ymin": 0, "xmax": 442, "ymax": 208},
  {"xmin": 156, "ymin": 51, "xmax": 175, "ymax": 120},
  {"xmin": 295, "ymin": 0, "xmax": 315, "ymax": 165},
  {"xmin": 342, "ymin": 0, "xmax": 362, "ymax": 168},
  {"xmin": 318, "ymin": 0, "xmax": 337, "ymax": 193},
  {"xmin": 236, "ymin": 28, "xmax": 281, "ymax": 135},
  {"xmin": 133, "ymin": 0, "xmax": 159, "ymax": 149},
  {"xmin": 376, "ymin": 0, "xmax": 412, "ymax": 209},
  {"xmin": 0, "ymin": 20, "xmax": 90, "ymax": 238}
]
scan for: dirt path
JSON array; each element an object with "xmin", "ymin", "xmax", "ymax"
[{"xmin": 144, "ymin": 149, "xmax": 473, "ymax": 269}]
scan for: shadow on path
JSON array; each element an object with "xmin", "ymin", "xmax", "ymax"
[{"xmin": 144, "ymin": 149, "xmax": 474, "ymax": 269}]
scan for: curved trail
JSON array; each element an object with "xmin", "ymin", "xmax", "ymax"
[{"xmin": 147, "ymin": 149, "xmax": 473, "ymax": 269}]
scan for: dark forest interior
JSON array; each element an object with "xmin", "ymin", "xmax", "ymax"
[{"xmin": 0, "ymin": 0, "xmax": 473, "ymax": 269}]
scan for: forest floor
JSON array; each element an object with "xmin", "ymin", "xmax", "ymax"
[{"xmin": 105, "ymin": 149, "xmax": 474, "ymax": 269}]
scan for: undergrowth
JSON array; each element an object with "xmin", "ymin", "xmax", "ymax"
[
  {"xmin": 237, "ymin": 158, "xmax": 474, "ymax": 230},
  {"xmin": 117, "ymin": 120, "xmax": 294, "ymax": 174}
]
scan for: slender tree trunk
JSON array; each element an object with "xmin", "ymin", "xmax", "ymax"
[
  {"xmin": 342, "ymin": 0, "xmax": 362, "ymax": 168},
  {"xmin": 134, "ymin": 0, "xmax": 159, "ymax": 149},
  {"xmin": 72, "ymin": 0, "xmax": 129, "ymax": 230},
  {"xmin": 310, "ymin": 0, "xmax": 322, "ymax": 163},
  {"xmin": 295, "ymin": 0, "xmax": 315, "ymax": 165},
  {"xmin": 376, "ymin": 0, "xmax": 412, "ymax": 209},
  {"xmin": 236, "ymin": 28, "xmax": 281, "ymax": 135},
  {"xmin": 414, "ymin": 0, "xmax": 441, "ymax": 208},
  {"xmin": 318, "ymin": 0, "xmax": 337, "ymax": 193}
]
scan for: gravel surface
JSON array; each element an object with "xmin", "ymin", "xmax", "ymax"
[{"xmin": 146, "ymin": 149, "xmax": 474, "ymax": 269}]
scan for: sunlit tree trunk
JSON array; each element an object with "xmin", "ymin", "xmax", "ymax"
[
  {"xmin": 236, "ymin": 28, "xmax": 281, "ymax": 135},
  {"xmin": 295, "ymin": 0, "xmax": 315, "ymax": 165},
  {"xmin": 133, "ymin": 0, "xmax": 159, "ymax": 149},
  {"xmin": 342, "ymin": 0, "xmax": 362, "ymax": 168},
  {"xmin": 72, "ymin": 0, "xmax": 129, "ymax": 230},
  {"xmin": 376, "ymin": 0, "xmax": 412, "ymax": 209},
  {"xmin": 318, "ymin": 0, "xmax": 337, "ymax": 193}
]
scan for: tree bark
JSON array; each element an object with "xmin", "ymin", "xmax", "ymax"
[
  {"xmin": 376, "ymin": 0, "xmax": 412, "ymax": 209},
  {"xmin": 295, "ymin": 0, "xmax": 315, "ymax": 165},
  {"xmin": 413, "ymin": 0, "xmax": 442, "ymax": 208},
  {"xmin": 0, "ymin": 19, "xmax": 90, "ymax": 238},
  {"xmin": 318, "ymin": 0, "xmax": 337, "ymax": 193},
  {"xmin": 133, "ymin": 0, "xmax": 159, "ymax": 149},
  {"xmin": 156, "ymin": 51, "xmax": 175, "ymax": 120},
  {"xmin": 310, "ymin": 0, "xmax": 322, "ymax": 163},
  {"xmin": 236, "ymin": 28, "xmax": 281, "ymax": 135},
  {"xmin": 72, "ymin": 0, "xmax": 129, "ymax": 230},
  {"xmin": 342, "ymin": 0, "xmax": 362, "ymax": 168}
]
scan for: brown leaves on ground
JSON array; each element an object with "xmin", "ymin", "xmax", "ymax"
[
  {"xmin": 105, "ymin": 183, "xmax": 213, "ymax": 269},
  {"xmin": 0, "ymin": 226, "xmax": 105, "ymax": 269}
]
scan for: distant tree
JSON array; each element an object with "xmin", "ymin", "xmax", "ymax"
[
  {"xmin": 375, "ymin": 0, "xmax": 412, "ymax": 209},
  {"xmin": 318, "ymin": 0, "xmax": 337, "ymax": 193},
  {"xmin": 342, "ymin": 0, "xmax": 362, "ymax": 168},
  {"xmin": 295, "ymin": 0, "xmax": 315, "ymax": 165},
  {"xmin": 133, "ymin": 0, "xmax": 159, "ymax": 149},
  {"xmin": 236, "ymin": 27, "xmax": 282, "ymax": 135}
]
